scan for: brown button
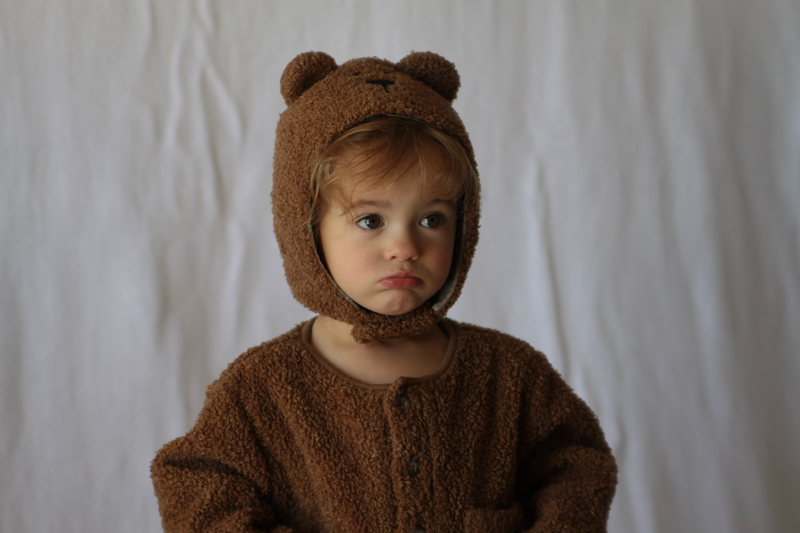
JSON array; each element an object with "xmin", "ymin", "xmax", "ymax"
[
  {"xmin": 411, "ymin": 527, "xmax": 426, "ymax": 533},
  {"xmin": 397, "ymin": 394, "xmax": 412, "ymax": 412},
  {"xmin": 407, "ymin": 458, "xmax": 420, "ymax": 477}
]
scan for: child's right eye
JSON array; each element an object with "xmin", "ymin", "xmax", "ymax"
[{"xmin": 355, "ymin": 215, "xmax": 383, "ymax": 230}]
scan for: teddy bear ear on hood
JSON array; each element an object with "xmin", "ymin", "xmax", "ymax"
[
  {"xmin": 395, "ymin": 51, "xmax": 460, "ymax": 103},
  {"xmin": 280, "ymin": 51, "xmax": 338, "ymax": 104}
]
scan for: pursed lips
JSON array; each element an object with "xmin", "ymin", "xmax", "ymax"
[{"xmin": 379, "ymin": 272, "xmax": 422, "ymax": 289}]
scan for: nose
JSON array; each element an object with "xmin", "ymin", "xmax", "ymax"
[{"xmin": 385, "ymin": 227, "xmax": 421, "ymax": 262}]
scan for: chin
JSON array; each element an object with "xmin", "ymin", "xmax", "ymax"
[
  {"xmin": 364, "ymin": 297, "xmax": 424, "ymax": 317},
  {"xmin": 364, "ymin": 305, "xmax": 416, "ymax": 317}
]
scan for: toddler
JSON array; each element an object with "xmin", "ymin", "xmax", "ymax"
[{"xmin": 151, "ymin": 51, "xmax": 617, "ymax": 533}]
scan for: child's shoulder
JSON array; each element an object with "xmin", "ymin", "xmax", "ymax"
[
  {"xmin": 212, "ymin": 321, "xmax": 311, "ymax": 387},
  {"xmin": 447, "ymin": 319, "xmax": 556, "ymax": 372},
  {"xmin": 447, "ymin": 320, "xmax": 579, "ymax": 409}
]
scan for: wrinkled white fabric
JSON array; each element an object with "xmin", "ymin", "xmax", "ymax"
[{"xmin": 1, "ymin": 1, "xmax": 798, "ymax": 532}]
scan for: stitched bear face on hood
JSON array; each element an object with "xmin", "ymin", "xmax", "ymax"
[{"xmin": 272, "ymin": 51, "xmax": 480, "ymax": 343}]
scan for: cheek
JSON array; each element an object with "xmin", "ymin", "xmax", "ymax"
[
  {"xmin": 316, "ymin": 214, "xmax": 349, "ymax": 268},
  {"xmin": 431, "ymin": 229, "xmax": 457, "ymax": 276},
  {"xmin": 321, "ymin": 235, "xmax": 371, "ymax": 287}
]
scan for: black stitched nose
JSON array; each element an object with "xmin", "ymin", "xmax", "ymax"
[{"xmin": 367, "ymin": 79, "xmax": 394, "ymax": 92}]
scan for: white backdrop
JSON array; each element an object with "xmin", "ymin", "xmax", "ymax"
[{"xmin": 2, "ymin": 1, "xmax": 799, "ymax": 532}]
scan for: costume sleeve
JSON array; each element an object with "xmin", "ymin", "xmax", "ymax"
[
  {"xmin": 150, "ymin": 379, "xmax": 295, "ymax": 533},
  {"xmin": 516, "ymin": 357, "xmax": 618, "ymax": 533}
]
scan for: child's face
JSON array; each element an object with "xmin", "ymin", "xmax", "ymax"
[{"xmin": 317, "ymin": 161, "xmax": 458, "ymax": 317}]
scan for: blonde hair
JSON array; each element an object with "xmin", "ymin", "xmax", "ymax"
[{"xmin": 309, "ymin": 115, "xmax": 477, "ymax": 228}]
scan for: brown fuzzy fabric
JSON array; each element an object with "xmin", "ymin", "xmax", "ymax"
[
  {"xmin": 151, "ymin": 319, "xmax": 617, "ymax": 532},
  {"xmin": 272, "ymin": 51, "xmax": 480, "ymax": 343},
  {"xmin": 151, "ymin": 52, "xmax": 617, "ymax": 532}
]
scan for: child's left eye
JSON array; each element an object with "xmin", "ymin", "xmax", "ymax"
[{"xmin": 420, "ymin": 213, "xmax": 444, "ymax": 228}]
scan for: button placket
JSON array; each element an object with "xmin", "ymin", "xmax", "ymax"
[
  {"xmin": 398, "ymin": 392, "xmax": 419, "ymax": 478},
  {"xmin": 390, "ymin": 385, "xmax": 428, "ymax": 530}
]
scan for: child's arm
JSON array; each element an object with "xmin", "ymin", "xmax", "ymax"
[
  {"xmin": 515, "ymin": 357, "xmax": 618, "ymax": 532},
  {"xmin": 151, "ymin": 380, "xmax": 295, "ymax": 533}
]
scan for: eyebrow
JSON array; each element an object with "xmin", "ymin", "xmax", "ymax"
[
  {"xmin": 348, "ymin": 199, "xmax": 390, "ymax": 209},
  {"xmin": 346, "ymin": 198, "xmax": 457, "ymax": 210}
]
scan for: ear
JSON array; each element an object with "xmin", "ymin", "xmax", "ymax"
[
  {"xmin": 280, "ymin": 52, "xmax": 338, "ymax": 104},
  {"xmin": 395, "ymin": 52, "xmax": 460, "ymax": 102}
]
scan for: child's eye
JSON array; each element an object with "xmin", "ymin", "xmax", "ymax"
[
  {"xmin": 355, "ymin": 215, "xmax": 383, "ymax": 230},
  {"xmin": 420, "ymin": 213, "xmax": 445, "ymax": 228}
]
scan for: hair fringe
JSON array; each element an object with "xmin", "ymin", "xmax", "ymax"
[{"xmin": 309, "ymin": 115, "xmax": 477, "ymax": 230}]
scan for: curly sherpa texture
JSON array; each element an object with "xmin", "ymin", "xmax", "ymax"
[
  {"xmin": 151, "ymin": 320, "xmax": 617, "ymax": 532},
  {"xmin": 272, "ymin": 51, "xmax": 480, "ymax": 343}
]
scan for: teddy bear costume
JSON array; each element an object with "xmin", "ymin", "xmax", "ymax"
[{"xmin": 151, "ymin": 52, "xmax": 617, "ymax": 533}]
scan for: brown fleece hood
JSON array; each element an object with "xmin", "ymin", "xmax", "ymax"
[{"xmin": 272, "ymin": 51, "xmax": 480, "ymax": 343}]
